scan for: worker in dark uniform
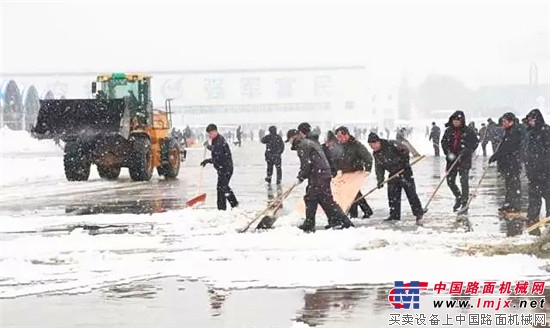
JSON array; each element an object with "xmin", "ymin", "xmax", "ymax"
[
  {"xmin": 489, "ymin": 112, "xmax": 522, "ymax": 213},
  {"xmin": 200, "ymin": 124, "xmax": 239, "ymax": 210},
  {"xmin": 287, "ymin": 129, "xmax": 353, "ymax": 233},
  {"xmin": 368, "ymin": 133, "xmax": 424, "ymax": 223}
]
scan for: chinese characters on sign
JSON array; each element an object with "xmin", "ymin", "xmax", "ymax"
[
  {"xmin": 240, "ymin": 77, "xmax": 261, "ymax": 98},
  {"xmin": 204, "ymin": 78, "xmax": 224, "ymax": 100}
]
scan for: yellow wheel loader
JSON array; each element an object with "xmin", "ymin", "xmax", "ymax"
[{"xmin": 32, "ymin": 73, "xmax": 182, "ymax": 181}]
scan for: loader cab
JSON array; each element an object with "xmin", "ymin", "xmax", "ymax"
[{"xmin": 94, "ymin": 73, "xmax": 153, "ymax": 126}]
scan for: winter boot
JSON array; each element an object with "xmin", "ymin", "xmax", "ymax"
[
  {"xmin": 453, "ymin": 197, "xmax": 462, "ymax": 212},
  {"xmin": 298, "ymin": 218, "xmax": 316, "ymax": 233},
  {"xmin": 326, "ymin": 215, "xmax": 355, "ymax": 229},
  {"xmin": 415, "ymin": 213, "xmax": 424, "ymax": 225},
  {"xmin": 265, "ymin": 177, "xmax": 271, "ymax": 184},
  {"xmin": 362, "ymin": 208, "xmax": 373, "ymax": 219},
  {"xmin": 384, "ymin": 217, "xmax": 400, "ymax": 222}
]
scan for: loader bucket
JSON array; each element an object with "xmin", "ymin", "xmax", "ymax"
[{"xmin": 33, "ymin": 99, "xmax": 126, "ymax": 141}]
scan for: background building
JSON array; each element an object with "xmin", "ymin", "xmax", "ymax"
[{"xmin": 5, "ymin": 66, "xmax": 396, "ymax": 132}]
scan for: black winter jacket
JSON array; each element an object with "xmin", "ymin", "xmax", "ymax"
[
  {"xmin": 261, "ymin": 132, "xmax": 285, "ymax": 159},
  {"xmin": 322, "ymin": 143, "xmax": 344, "ymax": 176},
  {"xmin": 336, "ymin": 136, "xmax": 373, "ymax": 173},
  {"xmin": 373, "ymin": 139, "xmax": 410, "ymax": 184},
  {"xmin": 209, "ymin": 134, "xmax": 233, "ymax": 173},
  {"xmin": 490, "ymin": 122, "xmax": 522, "ymax": 173},
  {"xmin": 429, "ymin": 126, "xmax": 441, "ymax": 142},
  {"xmin": 441, "ymin": 111, "xmax": 479, "ymax": 170},
  {"xmin": 524, "ymin": 109, "xmax": 550, "ymax": 180},
  {"xmin": 292, "ymin": 138, "xmax": 332, "ymax": 183}
]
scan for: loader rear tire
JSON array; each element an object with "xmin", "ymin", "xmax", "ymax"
[
  {"xmin": 128, "ymin": 135, "xmax": 153, "ymax": 181},
  {"xmin": 157, "ymin": 138, "xmax": 181, "ymax": 179},
  {"xmin": 97, "ymin": 165, "xmax": 121, "ymax": 180},
  {"xmin": 64, "ymin": 141, "xmax": 91, "ymax": 181}
]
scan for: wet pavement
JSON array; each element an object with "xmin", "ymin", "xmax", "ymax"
[{"xmin": 1, "ymin": 277, "xmax": 549, "ymax": 328}]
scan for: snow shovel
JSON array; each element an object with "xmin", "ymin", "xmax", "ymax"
[
  {"xmin": 456, "ymin": 163, "xmax": 491, "ymax": 215},
  {"xmin": 526, "ymin": 216, "xmax": 550, "ymax": 234},
  {"xmin": 423, "ymin": 154, "xmax": 462, "ymax": 213},
  {"xmin": 239, "ymin": 182, "xmax": 299, "ymax": 233},
  {"xmin": 345, "ymin": 155, "xmax": 426, "ymax": 213},
  {"xmin": 186, "ymin": 147, "xmax": 207, "ymax": 207}
]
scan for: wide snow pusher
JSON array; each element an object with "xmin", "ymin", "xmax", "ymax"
[{"xmin": 32, "ymin": 73, "xmax": 182, "ymax": 181}]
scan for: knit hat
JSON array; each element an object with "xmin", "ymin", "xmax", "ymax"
[
  {"xmin": 500, "ymin": 112, "xmax": 516, "ymax": 122},
  {"xmin": 297, "ymin": 122, "xmax": 311, "ymax": 135},
  {"xmin": 285, "ymin": 129, "xmax": 299, "ymax": 143},
  {"xmin": 367, "ymin": 132, "xmax": 380, "ymax": 143}
]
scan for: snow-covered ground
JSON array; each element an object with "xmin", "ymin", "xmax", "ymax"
[{"xmin": 0, "ymin": 128, "xmax": 547, "ymax": 299}]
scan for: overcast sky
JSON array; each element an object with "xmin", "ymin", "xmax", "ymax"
[{"xmin": 1, "ymin": 0, "xmax": 549, "ymax": 88}]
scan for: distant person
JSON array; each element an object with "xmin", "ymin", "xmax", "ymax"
[
  {"xmin": 468, "ymin": 121, "xmax": 478, "ymax": 136},
  {"xmin": 200, "ymin": 124, "xmax": 239, "ymax": 211},
  {"xmin": 487, "ymin": 118, "xmax": 502, "ymax": 153},
  {"xmin": 396, "ymin": 128, "xmax": 406, "ymax": 143},
  {"xmin": 441, "ymin": 111, "xmax": 479, "ymax": 212},
  {"xmin": 478, "ymin": 123, "xmax": 488, "ymax": 157},
  {"xmin": 428, "ymin": 122, "xmax": 441, "ymax": 157},
  {"xmin": 235, "ymin": 125, "xmax": 242, "ymax": 147},
  {"xmin": 261, "ymin": 126, "xmax": 285, "ymax": 185}
]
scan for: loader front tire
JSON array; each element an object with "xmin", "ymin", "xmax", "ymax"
[
  {"xmin": 128, "ymin": 135, "xmax": 153, "ymax": 181},
  {"xmin": 157, "ymin": 138, "xmax": 180, "ymax": 179},
  {"xmin": 64, "ymin": 141, "xmax": 91, "ymax": 181}
]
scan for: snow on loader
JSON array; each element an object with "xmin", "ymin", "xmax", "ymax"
[{"xmin": 32, "ymin": 73, "xmax": 182, "ymax": 181}]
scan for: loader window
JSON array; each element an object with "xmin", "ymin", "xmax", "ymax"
[{"xmin": 102, "ymin": 80, "xmax": 140, "ymax": 100}]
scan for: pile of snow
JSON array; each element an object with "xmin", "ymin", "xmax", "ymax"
[
  {"xmin": 1, "ymin": 209, "xmax": 548, "ymax": 298},
  {"xmin": 0, "ymin": 127, "xmax": 62, "ymax": 154}
]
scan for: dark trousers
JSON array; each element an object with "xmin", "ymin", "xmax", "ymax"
[
  {"xmin": 447, "ymin": 166, "xmax": 470, "ymax": 205},
  {"xmin": 527, "ymin": 177, "xmax": 550, "ymax": 220},
  {"xmin": 503, "ymin": 171, "xmax": 521, "ymax": 209},
  {"xmin": 304, "ymin": 177, "xmax": 348, "ymax": 224},
  {"xmin": 349, "ymin": 191, "xmax": 373, "ymax": 218},
  {"xmin": 266, "ymin": 156, "xmax": 282, "ymax": 183},
  {"xmin": 432, "ymin": 141, "xmax": 440, "ymax": 157},
  {"xmin": 481, "ymin": 141, "xmax": 488, "ymax": 157},
  {"xmin": 217, "ymin": 170, "xmax": 238, "ymax": 210},
  {"xmin": 387, "ymin": 168, "xmax": 424, "ymax": 219}
]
